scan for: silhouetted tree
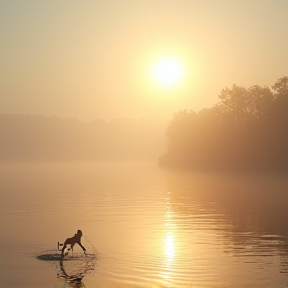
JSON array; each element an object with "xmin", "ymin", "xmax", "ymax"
[
  {"xmin": 247, "ymin": 85, "xmax": 274, "ymax": 121},
  {"xmin": 270, "ymin": 76, "xmax": 288, "ymax": 124},
  {"xmin": 159, "ymin": 76, "xmax": 288, "ymax": 171},
  {"xmin": 216, "ymin": 84, "xmax": 249, "ymax": 124},
  {"xmin": 272, "ymin": 76, "xmax": 288, "ymax": 96}
]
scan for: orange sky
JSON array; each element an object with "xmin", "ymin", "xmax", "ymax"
[{"xmin": 1, "ymin": 0, "xmax": 288, "ymax": 121}]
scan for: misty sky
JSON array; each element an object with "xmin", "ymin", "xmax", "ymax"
[{"xmin": 1, "ymin": 0, "xmax": 288, "ymax": 121}]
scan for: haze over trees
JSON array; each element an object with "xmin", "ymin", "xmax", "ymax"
[
  {"xmin": 159, "ymin": 76, "xmax": 288, "ymax": 172},
  {"xmin": 0, "ymin": 115, "xmax": 166, "ymax": 162}
]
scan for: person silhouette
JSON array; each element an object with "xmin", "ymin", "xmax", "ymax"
[{"xmin": 60, "ymin": 230, "xmax": 86, "ymax": 258}]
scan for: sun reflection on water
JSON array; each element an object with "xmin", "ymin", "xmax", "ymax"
[
  {"xmin": 164, "ymin": 192, "xmax": 175, "ymax": 261},
  {"xmin": 160, "ymin": 192, "xmax": 176, "ymax": 286},
  {"xmin": 165, "ymin": 232, "xmax": 174, "ymax": 259}
]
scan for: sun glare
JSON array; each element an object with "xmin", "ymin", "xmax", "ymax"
[
  {"xmin": 152, "ymin": 57, "xmax": 183, "ymax": 88},
  {"xmin": 165, "ymin": 232, "xmax": 175, "ymax": 259}
]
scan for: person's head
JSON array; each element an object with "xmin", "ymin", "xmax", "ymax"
[{"xmin": 77, "ymin": 230, "xmax": 83, "ymax": 236}]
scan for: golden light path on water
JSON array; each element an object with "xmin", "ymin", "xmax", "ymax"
[{"xmin": 160, "ymin": 192, "xmax": 176, "ymax": 286}]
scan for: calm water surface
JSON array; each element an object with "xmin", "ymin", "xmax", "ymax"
[{"xmin": 1, "ymin": 162, "xmax": 288, "ymax": 288}]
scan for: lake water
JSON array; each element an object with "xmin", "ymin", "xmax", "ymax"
[{"xmin": 1, "ymin": 162, "xmax": 288, "ymax": 288}]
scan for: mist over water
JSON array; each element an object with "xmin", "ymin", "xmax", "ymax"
[
  {"xmin": 1, "ymin": 162, "xmax": 288, "ymax": 288},
  {"xmin": 2, "ymin": 1, "xmax": 288, "ymax": 287}
]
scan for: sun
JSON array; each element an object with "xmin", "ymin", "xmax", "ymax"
[{"xmin": 152, "ymin": 57, "xmax": 183, "ymax": 88}]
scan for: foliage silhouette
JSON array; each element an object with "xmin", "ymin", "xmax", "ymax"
[{"xmin": 159, "ymin": 76, "xmax": 288, "ymax": 171}]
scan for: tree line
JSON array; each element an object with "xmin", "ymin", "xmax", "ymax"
[
  {"xmin": 159, "ymin": 76, "xmax": 288, "ymax": 172},
  {"xmin": 0, "ymin": 115, "xmax": 166, "ymax": 162}
]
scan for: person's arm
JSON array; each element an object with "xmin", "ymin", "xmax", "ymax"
[{"xmin": 78, "ymin": 240, "xmax": 86, "ymax": 253}]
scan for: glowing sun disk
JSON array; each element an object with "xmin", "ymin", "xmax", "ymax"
[{"xmin": 153, "ymin": 57, "xmax": 183, "ymax": 87}]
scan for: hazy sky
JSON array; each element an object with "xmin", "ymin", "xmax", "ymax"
[{"xmin": 1, "ymin": 0, "xmax": 288, "ymax": 121}]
